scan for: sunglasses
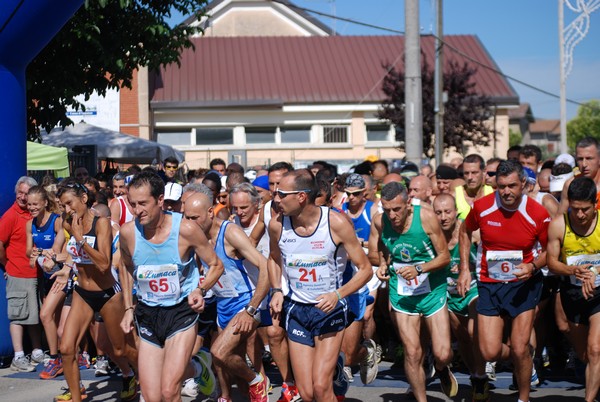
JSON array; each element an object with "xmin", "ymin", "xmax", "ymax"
[
  {"xmin": 486, "ymin": 171, "xmax": 497, "ymax": 177},
  {"xmin": 66, "ymin": 182, "xmax": 89, "ymax": 193},
  {"xmin": 165, "ymin": 165, "xmax": 178, "ymax": 170},
  {"xmin": 276, "ymin": 189, "xmax": 311, "ymax": 199},
  {"xmin": 345, "ymin": 189, "xmax": 365, "ymax": 197}
]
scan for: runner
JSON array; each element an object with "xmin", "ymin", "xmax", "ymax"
[
  {"xmin": 269, "ymin": 169, "xmax": 372, "ymax": 402},
  {"xmin": 119, "ymin": 171, "xmax": 224, "ymax": 402}
]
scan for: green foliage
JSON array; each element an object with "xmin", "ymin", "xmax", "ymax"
[
  {"xmin": 509, "ymin": 128, "xmax": 522, "ymax": 147},
  {"xmin": 27, "ymin": 0, "xmax": 207, "ymax": 141},
  {"xmin": 377, "ymin": 57, "xmax": 496, "ymax": 158},
  {"xmin": 567, "ymin": 100, "xmax": 600, "ymax": 151}
]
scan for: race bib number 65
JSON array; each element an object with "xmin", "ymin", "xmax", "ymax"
[{"xmin": 137, "ymin": 264, "xmax": 181, "ymax": 303}]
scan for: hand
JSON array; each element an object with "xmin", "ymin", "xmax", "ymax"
[
  {"xmin": 49, "ymin": 266, "xmax": 70, "ymax": 294},
  {"xmin": 120, "ymin": 310, "xmax": 135, "ymax": 334},
  {"xmin": 399, "ymin": 265, "xmax": 418, "ymax": 281},
  {"xmin": 230, "ymin": 311, "xmax": 257, "ymax": 336},
  {"xmin": 31, "ymin": 248, "xmax": 42, "ymax": 259},
  {"xmin": 188, "ymin": 288, "xmax": 205, "ymax": 313},
  {"xmin": 513, "ymin": 262, "xmax": 535, "ymax": 281},
  {"xmin": 456, "ymin": 269, "xmax": 471, "ymax": 298},
  {"xmin": 270, "ymin": 292, "xmax": 283, "ymax": 318},
  {"xmin": 315, "ymin": 291, "xmax": 339, "ymax": 314},
  {"xmin": 71, "ymin": 213, "xmax": 84, "ymax": 240},
  {"xmin": 582, "ymin": 274, "xmax": 597, "ymax": 300},
  {"xmin": 376, "ymin": 265, "xmax": 390, "ymax": 281},
  {"xmin": 575, "ymin": 265, "xmax": 594, "ymax": 282}
]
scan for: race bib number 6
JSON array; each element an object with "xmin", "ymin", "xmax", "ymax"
[
  {"xmin": 137, "ymin": 264, "xmax": 181, "ymax": 303},
  {"xmin": 486, "ymin": 250, "xmax": 523, "ymax": 281}
]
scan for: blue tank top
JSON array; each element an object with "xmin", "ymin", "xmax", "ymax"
[
  {"xmin": 32, "ymin": 213, "xmax": 59, "ymax": 249},
  {"xmin": 133, "ymin": 212, "xmax": 199, "ymax": 307},
  {"xmin": 342, "ymin": 200, "xmax": 374, "ymax": 241},
  {"xmin": 205, "ymin": 221, "xmax": 254, "ymax": 299}
]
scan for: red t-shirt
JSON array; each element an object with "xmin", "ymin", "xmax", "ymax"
[
  {"xmin": 465, "ymin": 192, "xmax": 550, "ymax": 283},
  {"xmin": 0, "ymin": 202, "xmax": 36, "ymax": 278}
]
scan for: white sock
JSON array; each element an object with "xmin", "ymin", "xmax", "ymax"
[
  {"xmin": 249, "ymin": 373, "xmax": 263, "ymax": 385},
  {"xmin": 14, "ymin": 351, "xmax": 24, "ymax": 358},
  {"xmin": 264, "ymin": 344, "xmax": 271, "ymax": 353}
]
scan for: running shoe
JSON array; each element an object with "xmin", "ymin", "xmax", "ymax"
[
  {"xmin": 424, "ymin": 348, "xmax": 436, "ymax": 380},
  {"xmin": 262, "ymin": 350, "xmax": 277, "ymax": 367},
  {"xmin": 181, "ymin": 378, "xmax": 199, "ymax": 398},
  {"xmin": 471, "ymin": 376, "xmax": 490, "ymax": 402},
  {"xmin": 359, "ymin": 339, "xmax": 378, "ymax": 384},
  {"xmin": 248, "ymin": 373, "xmax": 268, "ymax": 402},
  {"xmin": 195, "ymin": 348, "xmax": 217, "ymax": 397},
  {"xmin": 120, "ymin": 375, "xmax": 138, "ymax": 401},
  {"xmin": 277, "ymin": 383, "xmax": 301, "ymax": 402},
  {"xmin": 78, "ymin": 352, "xmax": 91, "ymax": 369},
  {"xmin": 542, "ymin": 347, "xmax": 550, "ymax": 368},
  {"xmin": 11, "ymin": 355, "xmax": 35, "ymax": 372},
  {"xmin": 31, "ymin": 350, "xmax": 50, "ymax": 366},
  {"xmin": 437, "ymin": 365, "xmax": 458, "ymax": 398},
  {"xmin": 40, "ymin": 357, "xmax": 63, "ymax": 379},
  {"xmin": 94, "ymin": 356, "xmax": 110, "ymax": 376},
  {"xmin": 333, "ymin": 352, "xmax": 349, "ymax": 397},
  {"xmin": 343, "ymin": 366, "xmax": 354, "ymax": 383},
  {"xmin": 485, "ymin": 361, "xmax": 496, "ymax": 381},
  {"xmin": 54, "ymin": 383, "xmax": 87, "ymax": 401},
  {"xmin": 375, "ymin": 343, "xmax": 383, "ymax": 364},
  {"xmin": 531, "ymin": 365, "xmax": 540, "ymax": 387}
]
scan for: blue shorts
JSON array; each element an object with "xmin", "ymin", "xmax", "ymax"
[
  {"xmin": 197, "ymin": 297, "xmax": 217, "ymax": 338},
  {"xmin": 477, "ymin": 273, "xmax": 543, "ymax": 318},
  {"xmin": 347, "ymin": 288, "xmax": 368, "ymax": 322},
  {"xmin": 216, "ymin": 292, "xmax": 252, "ymax": 330},
  {"xmin": 282, "ymin": 297, "xmax": 348, "ymax": 347}
]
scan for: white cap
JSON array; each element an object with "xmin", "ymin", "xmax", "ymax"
[
  {"xmin": 245, "ymin": 169, "xmax": 257, "ymax": 181},
  {"xmin": 220, "ymin": 175, "xmax": 228, "ymax": 193},
  {"xmin": 549, "ymin": 172, "xmax": 574, "ymax": 192},
  {"xmin": 164, "ymin": 182, "xmax": 183, "ymax": 201},
  {"xmin": 555, "ymin": 153, "xmax": 576, "ymax": 168}
]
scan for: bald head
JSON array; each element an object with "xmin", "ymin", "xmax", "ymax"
[
  {"xmin": 183, "ymin": 192, "xmax": 213, "ymax": 232},
  {"xmin": 91, "ymin": 203, "xmax": 111, "ymax": 218},
  {"xmin": 382, "ymin": 173, "xmax": 404, "ymax": 185},
  {"xmin": 408, "ymin": 175, "xmax": 432, "ymax": 203}
]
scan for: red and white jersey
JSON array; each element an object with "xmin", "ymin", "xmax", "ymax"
[{"xmin": 465, "ymin": 192, "xmax": 550, "ymax": 283}]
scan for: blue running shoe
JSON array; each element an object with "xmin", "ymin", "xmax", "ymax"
[{"xmin": 333, "ymin": 352, "xmax": 349, "ymax": 397}]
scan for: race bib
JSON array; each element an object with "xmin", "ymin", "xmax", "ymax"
[
  {"xmin": 66, "ymin": 236, "xmax": 96, "ymax": 264},
  {"xmin": 209, "ymin": 270, "xmax": 239, "ymax": 298},
  {"xmin": 486, "ymin": 250, "xmax": 523, "ymax": 281},
  {"xmin": 566, "ymin": 254, "xmax": 600, "ymax": 287},
  {"xmin": 287, "ymin": 254, "xmax": 330, "ymax": 297},
  {"xmin": 393, "ymin": 262, "xmax": 431, "ymax": 296},
  {"xmin": 137, "ymin": 264, "xmax": 181, "ymax": 303}
]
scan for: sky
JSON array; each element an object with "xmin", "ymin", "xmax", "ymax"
[{"xmin": 170, "ymin": 0, "xmax": 600, "ymax": 121}]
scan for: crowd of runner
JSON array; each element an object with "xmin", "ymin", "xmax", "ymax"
[{"xmin": 1, "ymin": 136, "xmax": 600, "ymax": 402}]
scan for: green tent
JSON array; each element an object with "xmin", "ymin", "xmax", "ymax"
[{"xmin": 27, "ymin": 141, "xmax": 70, "ymax": 177}]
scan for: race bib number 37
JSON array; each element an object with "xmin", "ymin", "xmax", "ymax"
[
  {"xmin": 137, "ymin": 264, "xmax": 181, "ymax": 303},
  {"xmin": 486, "ymin": 250, "xmax": 523, "ymax": 281}
]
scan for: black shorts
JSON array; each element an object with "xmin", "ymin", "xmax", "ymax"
[
  {"xmin": 197, "ymin": 298, "xmax": 217, "ymax": 339},
  {"xmin": 560, "ymin": 283, "xmax": 600, "ymax": 325},
  {"xmin": 540, "ymin": 275, "xmax": 560, "ymax": 301},
  {"xmin": 74, "ymin": 284, "xmax": 121, "ymax": 313},
  {"xmin": 135, "ymin": 299, "xmax": 199, "ymax": 348},
  {"xmin": 477, "ymin": 273, "xmax": 543, "ymax": 318}
]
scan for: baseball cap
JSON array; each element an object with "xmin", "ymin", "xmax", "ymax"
[
  {"xmin": 252, "ymin": 175, "xmax": 269, "ymax": 191},
  {"xmin": 554, "ymin": 153, "xmax": 575, "ymax": 168},
  {"xmin": 345, "ymin": 173, "xmax": 366, "ymax": 189},
  {"xmin": 164, "ymin": 182, "xmax": 183, "ymax": 201},
  {"xmin": 523, "ymin": 167, "xmax": 537, "ymax": 185}
]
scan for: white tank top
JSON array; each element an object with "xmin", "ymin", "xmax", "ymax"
[{"xmin": 279, "ymin": 206, "xmax": 345, "ymax": 304}]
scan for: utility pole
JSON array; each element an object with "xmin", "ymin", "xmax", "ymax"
[
  {"xmin": 434, "ymin": 0, "xmax": 444, "ymax": 166},
  {"xmin": 404, "ymin": 0, "xmax": 423, "ymax": 166},
  {"xmin": 559, "ymin": 0, "xmax": 567, "ymax": 153}
]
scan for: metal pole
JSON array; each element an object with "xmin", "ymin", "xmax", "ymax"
[
  {"xmin": 559, "ymin": 0, "xmax": 568, "ymax": 153},
  {"xmin": 434, "ymin": 0, "xmax": 444, "ymax": 166},
  {"xmin": 404, "ymin": 0, "xmax": 423, "ymax": 166}
]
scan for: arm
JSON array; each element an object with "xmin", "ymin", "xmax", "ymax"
[
  {"xmin": 368, "ymin": 213, "xmax": 390, "ymax": 280},
  {"xmin": 268, "ymin": 216, "xmax": 284, "ymax": 316},
  {"xmin": 109, "ymin": 198, "xmax": 122, "ymax": 228},
  {"xmin": 457, "ymin": 220, "xmax": 475, "ymax": 297},
  {"xmin": 557, "ymin": 176, "xmax": 574, "ymax": 216},
  {"xmin": 542, "ymin": 194, "xmax": 560, "ymax": 219},
  {"xmin": 0, "ymin": 241, "xmax": 5, "ymax": 268},
  {"xmin": 119, "ymin": 222, "xmax": 136, "ymax": 333},
  {"xmin": 248, "ymin": 206, "xmax": 266, "ymax": 247},
  {"xmin": 546, "ymin": 217, "xmax": 574, "ymax": 276},
  {"xmin": 26, "ymin": 220, "xmax": 38, "ymax": 268},
  {"xmin": 319, "ymin": 211, "xmax": 372, "ymax": 313}
]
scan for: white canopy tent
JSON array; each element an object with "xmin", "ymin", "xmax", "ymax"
[{"xmin": 42, "ymin": 122, "xmax": 184, "ymax": 164}]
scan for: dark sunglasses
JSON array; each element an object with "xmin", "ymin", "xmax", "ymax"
[
  {"xmin": 486, "ymin": 171, "xmax": 497, "ymax": 177},
  {"xmin": 345, "ymin": 189, "xmax": 365, "ymax": 197}
]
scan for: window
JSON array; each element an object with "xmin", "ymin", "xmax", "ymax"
[
  {"xmin": 281, "ymin": 126, "xmax": 311, "ymax": 143},
  {"xmin": 323, "ymin": 126, "xmax": 348, "ymax": 143},
  {"xmin": 195, "ymin": 128, "xmax": 233, "ymax": 145},
  {"xmin": 245, "ymin": 127, "xmax": 276, "ymax": 144},
  {"xmin": 367, "ymin": 125, "xmax": 391, "ymax": 142},
  {"xmin": 156, "ymin": 130, "xmax": 191, "ymax": 146}
]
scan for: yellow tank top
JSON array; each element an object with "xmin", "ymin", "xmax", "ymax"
[
  {"xmin": 455, "ymin": 185, "xmax": 494, "ymax": 220},
  {"xmin": 560, "ymin": 211, "xmax": 600, "ymax": 263}
]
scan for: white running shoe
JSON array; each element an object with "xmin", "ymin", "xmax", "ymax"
[{"xmin": 359, "ymin": 339, "xmax": 379, "ymax": 385}]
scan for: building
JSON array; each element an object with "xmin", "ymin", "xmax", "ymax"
[{"xmin": 120, "ymin": 0, "xmax": 519, "ymax": 169}]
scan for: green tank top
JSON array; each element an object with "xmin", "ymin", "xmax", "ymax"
[
  {"xmin": 382, "ymin": 205, "xmax": 446, "ymax": 292},
  {"xmin": 447, "ymin": 240, "xmax": 478, "ymax": 293}
]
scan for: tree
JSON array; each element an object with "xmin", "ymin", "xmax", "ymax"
[
  {"xmin": 378, "ymin": 57, "xmax": 496, "ymax": 158},
  {"xmin": 567, "ymin": 100, "xmax": 600, "ymax": 150},
  {"xmin": 509, "ymin": 128, "xmax": 522, "ymax": 147},
  {"xmin": 27, "ymin": 0, "xmax": 207, "ymax": 141}
]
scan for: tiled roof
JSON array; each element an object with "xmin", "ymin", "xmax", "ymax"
[
  {"xmin": 530, "ymin": 119, "xmax": 560, "ymax": 135},
  {"xmin": 150, "ymin": 35, "xmax": 519, "ymax": 108},
  {"xmin": 508, "ymin": 103, "xmax": 533, "ymax": 120}
]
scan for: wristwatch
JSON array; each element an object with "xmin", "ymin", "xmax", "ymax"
[
  {"xmin": 415, "ymin": 264, "xmax": 424, "ymax": 275},
  {"xmin": 270, "ymin": 288, "xmax": 283, "ymax": 297},
  {"xmin": 77, "ymin": 239, "xmax": 86, "ymax": 248},
  {"xmin": 198, "ymin": 287, "xmax": 207, "ymax": 297},
  {"xmin": 244, "ymin": 305, "xmax": 258, "ymax": 317}
]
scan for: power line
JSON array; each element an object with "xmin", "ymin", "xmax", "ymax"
[{"xmin": 276, "ymin": 0, "xmax": 596, "ymax": 111}]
